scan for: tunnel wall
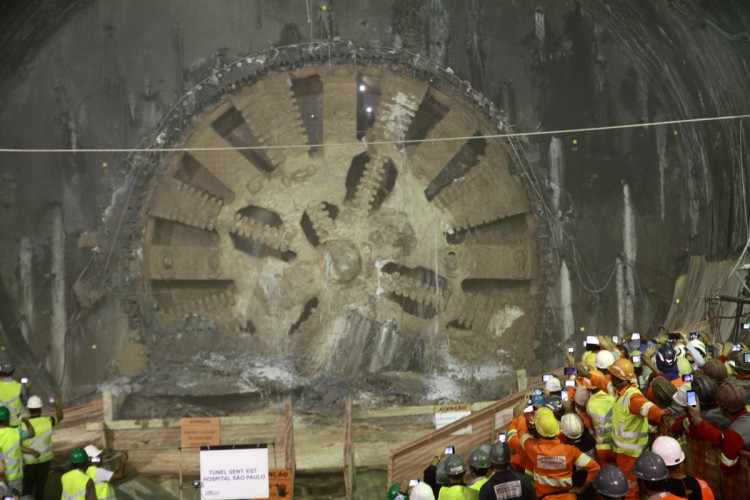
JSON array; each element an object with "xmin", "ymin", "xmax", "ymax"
[{"xmin": 0, "ymin": 0, "xmax": 749, "ymax": 403}]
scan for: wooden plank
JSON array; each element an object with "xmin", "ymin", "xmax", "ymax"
[{"xmin": 344, "ymin": 400, "xmax": 354, "ymax": 500}]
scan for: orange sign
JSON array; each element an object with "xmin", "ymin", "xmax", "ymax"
[
  {"xmin": 180, "ymin": 417, "xmax": 221, "ymax": 448},
  {"xmin": 269, "ymin": 469, "xmax": 294, "ymax": 499}
]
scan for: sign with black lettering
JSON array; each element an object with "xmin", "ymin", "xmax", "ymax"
[{"xmin": 199, "ymin": 446, "xmax": 269, "ymax": 499}]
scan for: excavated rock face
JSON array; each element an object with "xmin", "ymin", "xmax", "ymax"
[{"xmin": 130, "ymin": 48, "xmax": 542, "ymax": 404}]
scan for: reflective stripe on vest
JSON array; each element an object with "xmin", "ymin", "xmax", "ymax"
[
  {"xmin": 612, "ymin": 385, "xmax": 650, "ymax": 457},
  {"xmin": 0, "ymin": 380, "xmax": 22, "ymax": 426},
  {"xmin": 23, "ymin": 416, "xmax": 53, "ymax": 464},
  {"xmin": 0, "ymin": 427, "xmax": 23, "ymax": 481},
  {"xmin": 61, "ymin": 469, "xmax": 90, "ymax": 500},
  {"xmin": 86, "ymin": 466, "xmax": 116, "ymax": 500},
  {"xmin": 532, "ymin": 471, "xmax": 572, "ymax": 488},
  {"xmin": 587, "ymin": 391, "xmax": 615, "ymax": 451}
]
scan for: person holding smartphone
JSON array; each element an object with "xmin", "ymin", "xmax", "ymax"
[{"xmin": 685, "ymin": 381, "xmax": 750, "ymax": 473}]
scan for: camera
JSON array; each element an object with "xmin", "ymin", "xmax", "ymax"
[
  {"xmin": 565, "ymin": 380, "xmax": 575, "ymax": 388},
  {"xmin": 409, "ymin": 480, "xmax": 419, "ymax": 488},
  {"xmin": 682, "ymin": 374, "xmax": 693, "ymax": 383},
  {"xmin": 568, "ymin": 347, "xmax": 574, "ymax": 354},
  {"xmin": 498, "ymin": 433, "xmax": 506, "ymax": 443},
  {"xmin": 543, "ymin": 374, "xmax": 552, "ymax": 382},
  {"xmin": 631, "ymin": 333, "xmax": 641, "ymax": 341},
  {"xmin": 444, "ymin": 446, "xmax": 455, "ymax": 455}
]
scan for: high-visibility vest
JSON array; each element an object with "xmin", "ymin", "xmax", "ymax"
[
  {"xmin": 23, "ymin": 416, "xmax": 53, "ymax": 464},
  {"xmin": 696, "ymin": 478, "xmax": 714, "ymax": 500},
  {"xmin": 519, "ymin": 435, "xmax": 593, "ymax": 497},
  {"xmin": 437, "ymin": 484, "xmax": 478, "ymax": 500},
  {"xmin": 507, "ymin": 415, "xmax": 533, "ymax": 474},
  {"xmin": 612, "ymin": 385, "xmax": 650, "ymax": 457},
  {"xmin": 0, "ymin": 380, "xmax": 22, "ymax": 426},
  {"xmin": 61, "ymin": 468, "xmax": 91, "ymax": 500},
  {"xmin": 587, "ymin": 390, "xmax": 615, "ymax": 452},
  {"xmin": 0, "ymin": 427, "xmax": 23, "ymax": 483},
  {"xmin": 86, "ymin": 466, "xmax": 116, "ymax": 500},
  {"xmin": 467, "ymin": 476, "xmax": 488, "ymax": 492}
]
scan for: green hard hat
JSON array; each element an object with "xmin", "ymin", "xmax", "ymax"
[
  {"xmin": 0, "ymin": 406, "xmax": 10, "ymax": 423},
  {"xmin": 445, "ymin": 454, "xmax": 466, "ymax": 476},
  {"xmin": 387, "ymin": 483, "xmax": 406, "ymax": 500},
  {"xmin": 70, "ymin": 447, "xmax": 89, "ymax": 466},
  {"xmin": 468, "ymin": 447, "xmax": 491, "ymax": 470},
  {"xmin": 436, "ymin": 458, "xmax": 449, "ymax": 485}
]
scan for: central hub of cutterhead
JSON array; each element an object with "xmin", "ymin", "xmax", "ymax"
[{"xmin": 322, "ymin": 239, "xmax": 362, "ymax": 284}]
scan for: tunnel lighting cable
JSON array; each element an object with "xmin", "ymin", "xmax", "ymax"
[{"xmin": 0, "ymin": 113, "xmax": 749, "ymax": 154}]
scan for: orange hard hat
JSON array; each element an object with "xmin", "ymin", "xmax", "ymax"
[{"xmin": 608, "ymin": 358, "xmax": 636, "ymax": 382}]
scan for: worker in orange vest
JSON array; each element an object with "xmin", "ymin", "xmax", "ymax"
[
  {"xmin": 651, "ymin": 436, "xmax": 714, "ymax": 500},
  {"xmin": 506, "ymin": 405, "xmax": 535, "ymax": 476},
  {"xmin": 519, "ymin": 407, "xmax": 600, "ymax": 499}
]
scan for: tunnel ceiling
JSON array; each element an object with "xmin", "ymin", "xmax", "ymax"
[{"xmin": 128, "ymin": 47, "xmax": 541, "ymax": 395}]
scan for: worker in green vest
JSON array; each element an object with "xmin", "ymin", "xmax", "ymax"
[
  {"xmin": 61, "ymin": 448, "xmax": 97, "ymax": 500},
  {"xmin": 0, "ymin": 406, "xmax": 37, "ymax": 494},
  {"xmin": 22, "ymin": 394, "xmax": 64, "ymax": 498},
  {"xmin": 438, "ymin": 454, "xmax": 478, "ymax": 500},
  {"xmin": 0, "ymin": 364, "xmax": 26, "ymax": 427},
  {"xmin": 466, "ymin": 447, "xmax": 491, "ymax": 493},
  {"xmin": 85, "ymin": 444, "xmax": 126, "ymax": 500}
]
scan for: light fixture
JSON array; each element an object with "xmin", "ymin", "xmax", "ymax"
[{"xmin": 358, "ymin": 84, "xmax": 366, "ymax": 92}]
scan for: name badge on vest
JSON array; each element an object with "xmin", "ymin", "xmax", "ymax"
[{"xmin": 494, "ymin": 480, "xmax": 522, "ymax": 500}]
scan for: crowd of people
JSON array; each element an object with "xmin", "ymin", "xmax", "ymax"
[
  {"xmin": 388, "ymin": 330, "xmax": 750, "ymax": 499},
  {"xmin": 0, "ymin": 363, "xmax": 123, "ymax": 499}
]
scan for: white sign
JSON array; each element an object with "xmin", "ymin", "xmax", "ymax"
[
  {"xmin": 434, "ymin": 405, "xmax": 472, "ymax": 435},
  {"xmin": 200, "ymin": 447, "xmax": 269, "ymax": 500},
  {"xmin": 494, "ymin": 407, "xmax": 514, "ymax": 430}
]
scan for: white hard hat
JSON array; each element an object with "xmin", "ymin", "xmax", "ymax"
[
  {"xmin": 651, "ymin": 436, "xmax": 685, "ymax": 466},
  {"xmin": 595, "ymin": 350, "xmax": 616, "ymax": 370},
  {"xmin": 410, "ymin": 482, "xmax": 436, "ymax": 500},
  {"xmin": 84, "ymin": 444, "xmax": 103, "ymax": 458},
  {"xmin": 561, "ymin": 413, "xmax": 584, "ymax": 440},
  {"xmin": 26, "ymin": 395, "xmax": 43, "ymax": 410},
  {"xmin": 544, "ymin": 376, "xmax": 562, "ymax": 393}
]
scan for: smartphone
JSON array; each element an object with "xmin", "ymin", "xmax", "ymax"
[
  {"xmin": 586, "ymin": 335, "xmax": 598, "ymax": 345},
  {"xmin": 612, "ymin": 336, "xmax": 619, "ymax": 344},
  {"xmin": 683, "ymin": 374, "xmax": 693, "ymax": 383},
  {"xmin": 686, "ymin": 390, "xmax": 697, "ymax": 407},
  {"xmin": 744, "ymin": 322, "xmax": 750, "ymax": 330},
  {"xmin": 568, "ymin": 347, "xmax": 575, "ymax": 354},
  {"xmin": 91, "ymin": 456, "xmax": 102, "ymax": 464},
  {"xmin": 689, "ymin": 332, "xmax": 699, "ymax": 340},
  {"xmin": 632, "ymin": 333, "xmax": 641, "ymax": 341},
  {"xmin": 564, "ymin": 367, "xmax": 577, "ymax": 376},
  {"xmin": 744, "ymin": 352, "xmax": 750, "ymax": 364},
  {"xmin": 20, "ymin": 377, "xmax": 28, "ymax": 384},
  {"xmin": 523, "ymin": 405, "xmax": 534, "ymax": 414},
  {"xmin": 409, "ymin": 480, "xmax": 419, "ymax": 488},
  {"xmin": 733, "ymin": 344, "xmax": 742, "ymax": 352},
  {"xmin": 561, "ymin": 391, "xmax": 569, "ymax": 402},
  {"xmin": 498, "ymin": 433, "xmax": 507, "ymax": 443},
  {"xmin": 444, "ymin": 446, "xmax": 455, "ymax": 455},
  {"xmin": 632, "ymin": 354, "xmax": 642, "ymax": 366},
  {"xmin": 543, "ymin": 374, "xmax": 552, "ymax": 382},
  {"xmin": 565, "ymin": 379, "xmax": 575, "ymax": 388}
]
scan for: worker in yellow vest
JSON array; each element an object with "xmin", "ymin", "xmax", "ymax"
[
  {"xmin": 61, "ymin": 448, "xmax": 97, "ymax": 500},
  {"xmin": 0, "ymin": 364, "xmax": 26, "ymax": 427},
  {"xmin": 0, "ymin": 406, "xmax": 37, "ymax": 494},
  {"xmin": 22, "ymin": 394, "xmax": 64, "ymax": 498},
  {"xmin": 466, "ymin": 447, "xmax": 491, "ymax": 493},
  {"xmin": 85, "ymin": 444, "xmax": 126, "ymax": 500}
]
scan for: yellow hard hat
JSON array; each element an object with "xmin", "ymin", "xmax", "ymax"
[{"xmin": 535, "ymin": 407, "xmax": 560, "ymax": 438}]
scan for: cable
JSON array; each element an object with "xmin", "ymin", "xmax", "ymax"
[{"xmin": 1, "ymin": 113, "xmax": 750, "ymax": 154}]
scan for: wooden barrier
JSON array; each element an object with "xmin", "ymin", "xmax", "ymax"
[{"xmin": 389, "ymin": 391, "xmax": 527, "ymax": 486}]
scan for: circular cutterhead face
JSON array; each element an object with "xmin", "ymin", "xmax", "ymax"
[{"xmin": 138, "ymin": 58, "xmax": 540, "ymax": 401}]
